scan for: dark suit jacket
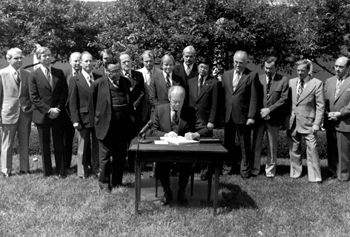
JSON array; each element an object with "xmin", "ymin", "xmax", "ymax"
[
  {"xmin": 222, "ymin": 68, "xmax": 260, "ymax": 124},
  {"xmin": 29, "ymin": 66, "xmax": 68, "ymax": 124},
  {"xmin": 150, "ymin": 103, "xmax": 210, "ymax": 137},
  {"xmin": 92, "ymin": 66, "xmax": 106, "ymax": 77},
  {"xmin": 68, "ymin": 72, "xmax": 102, "ymax": 128},
  {"xmin": 187, "ymin": 75, "xmax": 220, "ymax": 125},
  {"xmin": 149, "ymin": 71, "xmax": 184, "ymax": 107},
  {"xmin": 90, "ymin": 75, "xmax": 135, "ymax": 140},
  {"xmin": 127, "ymin": 70, "xmax": 145, "ymax": 111},
  {"xmin": 174, "ymin": 63, "xmax": 198, "ymax": 86},
  {"xmin": 257, "ymin": 73, "xmax": 288, "ymax": 126}
]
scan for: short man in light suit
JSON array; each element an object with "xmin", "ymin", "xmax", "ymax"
[
  {"xmin": 286, "ymin": 59, "xmax": 324, "ymax": 182},
  {"xmin": 0, "ymin": 48, "xmax": 33, "ymax": 177},
  {"xmin": 324, "ymin": 56, "xmax": 350, "ymax": 181},
  {"xmin": 252, "ymin": 56, "xmax": 288, "ymax": 177}
]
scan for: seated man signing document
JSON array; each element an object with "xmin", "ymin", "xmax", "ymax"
[{"xmin": 150, "ymin": 85, "xmax": 210, "ymax": 206}]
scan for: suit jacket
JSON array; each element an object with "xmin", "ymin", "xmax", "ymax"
[
  {"xmin": 137, "ymin": 66, "xmax": 162, "ymax": 122},
  {"xmin": 122, "ymin": 70, "xmax": 145, "ymax": 112},
  {"xmin": 187, "ymin": 75, "xmax": 220, "ymax": 125},
  {"xmin": 92, "ymin": 66, "xmax": 106, "ymax": 77},
  {"xmin": 150, "ymin": 103, "xmax": 210, "ymax": 137},
  {"xmin": 324, "ymin": 75, "xmax": 350, "ymax": 132},
  {"xmin": 174, "ymin": 63, "xmax": 198, "ymax": 86},
  {"xmin": 258, "ymin": 73, "xmax": 289, "ymax": 126},
  {"xmin": 0, "ymin": 66, "xmax": 33, "ymax": 124},
  {"xmin": 68, "ymin": 72, "xmax": 102, "ymax": 128},
  {"xmin": 286, "ymin": 77, "xmax": 325, "ymax": 133},
  {"xmin": 149, "ymin": 70, "xmax": 185, "ymax": 107},
  {"xmin": 222, "ymin": 68, "xmax": 260, "ymax": 124},
  {"xmin": 29, "ymin": 66, "xmax": 68, "ymax": 124},
  {"xmin": 90, "ymin": 75, "xmax": 135, "ymax": 140}
]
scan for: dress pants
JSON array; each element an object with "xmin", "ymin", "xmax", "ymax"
[
  {"xmin": 62, "ymin": 119, "xmax": 75, "ymax": 169},
  {"xmin": 98, "ymin": 116, "xmax": 129, "ymax": 190},
  {"xmin": 76, "ymin": 127, "xmax": 99, "ymax": 177},
  {"xmin": 156, "ymin": 162, "xmax": 192, "ymax": 193},
  {"xmin": 224, "ymin": 119, "xmax": 253, "ymax": 178},
  {"xmin": 252, "ymin": 121, "xmax": 280, "ymax": 177},
  {"xmin": 287, "ymin": 129, "xmax": 322, "ymax": 182},
  {"xmin": 1, "ymin": 112, "xmax": 32, "ymax": 174},
  {"xmin": 36, "ymin": 120, "xmax": 65, "ymax": 176}
]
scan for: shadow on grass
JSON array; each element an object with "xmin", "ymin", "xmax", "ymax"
[{"xmin": 219, "ymin": 183, "xmax": 258, "ymax": 210}]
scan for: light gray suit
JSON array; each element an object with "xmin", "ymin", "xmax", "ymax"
[
  {"xmin": 324, "ymin": 75, "xmax": 350, "ymax": 181},
  {"xmin": 0, "ymin": 66, "xmax": 33, "ymax": 174},
  {"xmin": 286, "ymin": 77, "xmax": 324, "ymax": 182}
]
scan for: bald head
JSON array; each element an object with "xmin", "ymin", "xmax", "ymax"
[
  {"xmin": 168, "ymin": 86, "xmax": 186, "ymax": 112},
  {"xmin": 69, "ymin": 52, "xmax": 82, "ymax": 71},
  {"xmin": 335, "ymin": 56, "xmax": 350, "ymax": 78}
]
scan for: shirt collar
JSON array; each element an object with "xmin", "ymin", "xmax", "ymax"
[
  {"xmin": 9, "ymin": 64, "xmax": 19, "ymax": 74},
  {"xmin": 266, "ymin": 73, "xmax": 276, "ymax": 80},
  {"xmin": 184, "ymin": 63, "xmax": 193, "ymax": 70},
  {"xmin": 40, "ymin": 64, "xmax": 51, "ymax": 74},
  {"xmin": 298, "ymin": 75, "xmax": 310, "ymax": 84},
  {"xmin": 81, "ymin": 69, "xmax": 92, "ymax": 80},
  {"xmin": 163, "ymin": 71, "xmax": 172, "ymax": 79}
]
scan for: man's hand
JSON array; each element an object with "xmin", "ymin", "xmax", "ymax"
[
  {"xmin": 328, "ymin": 112, "xmax": 341, "ymax": 121},
  {"xmin": 73, "ymin": 122, "xmax": 82, "ymax": 130},
  {"xmin": 311, "ymin": 124, "xmax": 320, "ymax": 134},
  {"xmin": 260, "ymin": 108, "xmax": 270, "ymax": 118},
  {"xmin": 246, "ymin": 118, "xmax": 255, "ymax": 125},
  {"xmin": 207, "ymin": 122, "xmax": 214, "ymax": 130},
  {"xmin": 184, "ymin": 132, "xmax": 200, "ymax": 140},
  {"xmin": 49, "ymin": 108, "xmax": 60, "ymax": 119},
  {"xmin": 164, "ymin": 131, "xmax": 178, "ymax": 138}
]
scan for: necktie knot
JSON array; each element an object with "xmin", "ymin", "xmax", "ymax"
[
  {"xmin": 125, "ymin": 71, "xmax": 130, "ymax": 78},
  {"xmin": 166, "ymin": 73, "xmax": 171, "ymax": 89}
]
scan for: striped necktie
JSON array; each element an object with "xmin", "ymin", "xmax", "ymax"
[{"xmin": 297, "ymin": 79, "xmax": 304, "ymax": 101}]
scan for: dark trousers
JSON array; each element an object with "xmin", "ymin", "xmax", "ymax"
[
  {"xmin": 156, "ymin": 162, "xmax": 192, "ymax": 193},
  {"xmin": 63, "ymin": 120, "xmax": 75, "ymax": 169},
  {"xmin": 224, "ymin": 119, "xmax": 253, "ymax": 178},
  {"xmin": 36, "ymin": 122, "xmax": 65, "ymax": 176}
]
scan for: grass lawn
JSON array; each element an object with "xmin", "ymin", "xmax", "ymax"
[{"xmin": 0, "ymin": 155, "xmax": 349, "ymax": 237}]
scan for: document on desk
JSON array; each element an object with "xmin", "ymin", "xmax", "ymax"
[{"xmin": 158, "ymin": 136, "xmax": 200, "ymax": 145}]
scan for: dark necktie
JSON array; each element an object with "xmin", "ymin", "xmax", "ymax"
[
  {"xmin": 166, "ymin": 73, "xmax": 171, "ymax": 89},
  {"xmin": 171, "ymin": 110, "xmax": 179, "ymax": 132},
  {"xmin": 335, "ymin": 77, "xmax": 343, "ymax": 99},
  {"xmin": 46, "ymin": 68, "xmax": 53, "ymax": 89},
  {"xmin": 198, "ymin": 76, "xmax": 203, "ymax": 96},
  {"xmin": 125, "ymin": 71, "xmax": 130, "ymax": 79},
  {"xmin": 14, "ymin": 70, "xmax": 21, "ymax": 88},
  {"xmin": 266, "ymin": 76, "xmax": 272, "ymax": 96},
  {"xmin": 297, "ymin": 79, "xmax": 304, "ymax": 101}
]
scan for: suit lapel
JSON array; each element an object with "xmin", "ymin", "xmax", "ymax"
[
  {"xmin": 297, "ymin": 78, "xmax": 314, "ymax": 104},
  {"xmin": 77, "ymin": 74, "xmax": 90, "ymax": 92},
  {"xmin": 268, "ymin": 74, "xmax": 280, "ymax": 100},
  {"xmin": 101, "ymin": 77, "xmax": 111, "ymax": 106},
  {"xmin": 291, "ymin": 79, "xmax": 298, "ymax": 105},
  {"xmin": 37, "ymin": 68, "xmax": 52, "ymax": 91},
  {"xmin": 197, "ymin": 78, "xmax": 212, "ymax": 101},
  {"xmin": 51, "ymin": 68, "xmax": 58, "ymax": 91},
  {"xmin": 178, "ymin": 108, "xmax": 188, "ymax": 135},
  {"xmin": 226, "ymin": 70, "xmax": 234, "ymax": 95},
  {"xmin": 327, "ymin": 77, "xmax": 336, "ymax": 105},
  {"xmin": 130, "ymin": 71, "xmax": 137, "ymax": 90},
  {"xmin": 158, "ymin": 72, "xmax": 168, "ymax": 95},
  {"xmin": 161, "ymin": 105, "xmax": 171, "ymax": 132},
  {"xmin": 335, "ymin": 76, "xmax": 350, "ymax": 103},
  {"xmin": 233, "ymin": 73, "xmax": 247, "ymax": 94}
]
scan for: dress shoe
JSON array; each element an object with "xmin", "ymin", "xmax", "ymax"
[
  {"xmin": 177, "ymin": 191, "xmax": 188, "ymax": 206},
  {"xmin": 19, "ymin": 171, "xmax": 31, "ymax": 175},
  {"xmin": 2, "ymin": 172, "xmax": 12, "ymax": 178},
  {"xmin": 79, "ymin": 175, "xmax": 88, "ymax": 179},
  {"xmin": 160, "ymin": 191, "xmax": 173, "ymax": 206}
]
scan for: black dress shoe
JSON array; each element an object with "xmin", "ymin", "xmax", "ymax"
[
  {"xmin": 177, "ymin": 191, "xmax": 188, "ymax": 206},
  {"xmin": 2, "ymin": 172, "xmax": 12, "ymax": 178},
  {"xmin": 19, "ymin": 171, "xmax": 31, "ymax": 175},
  {"xmin": 160, "ymin": 191, "xmax": 173, "ymax": 206}
]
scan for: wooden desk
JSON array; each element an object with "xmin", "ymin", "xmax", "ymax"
[{"xmin": 128, "ymin": 138, "xmax": 228, "ymax": 216}]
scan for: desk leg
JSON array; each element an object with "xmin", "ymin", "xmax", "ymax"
[
  {"xmin": 213, "ymin": 168, "xmax": 219, "ymax": 216},
  {"xmin": 135, "ymin": 161, "xmax": 141, "ymax": 215}
]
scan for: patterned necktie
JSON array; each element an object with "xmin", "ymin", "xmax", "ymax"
[
  {"xmin": 297, "ymin": 79, "xmax": 304, "ymax": 101},
  {"xmin": 266, "ymin": 76, "xmax": 272, "ymax": 96},
  {"xmin": 46, "ymin": 68, "xmax": 53, "ymax": 89},
  {"xmin": 87, "ymin": 75, "xmax": 93, "ymax": 86},
  {"xmin": 171, "ymin": 110, "xmax": 179, "ymax": 132},
  {"xmin": 335, "ymin": 77, "xmax": 343, "ymax": 99},
  {"xmin": 198, "ymin": 76, "xmax": 203, "ymax": 96},
  {"xmin": 14, "ymin": 70, "xmax": 20, "ymax": 87},
  {"xmin": 166, "ymin": 73, "xmax": 171, "ymax": 89},
  {"xmin": 232, "ymin": 71, "xmax": 239, "ymax": 92},
  {"xmin": 125, "ymin": 71, "xmax": 130, "ymax": 79}
]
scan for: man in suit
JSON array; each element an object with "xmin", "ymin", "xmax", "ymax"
[
  {"xmin": 150, "ymin": 86, "xmax": 210, "ymax": 206},
  {"xmin": 93, "ymin": 49, "xmax": 114, "ymax": 77},
  {"xmin": 90, "ymin": 58, "xmax": 135, "ymax": 193},
  {"xmin": 222, "ymin": 50, "xmax": 261, "ymax": 178},
  {"xmin": 187, "ymin": 57, "xmax": 221, "ymax": 180},
  {"xmin": 286, "ymin": 59, "xmax": 324, "ymax": 183},
  {"xmin": 69, "ymin": 51, "xmax": 101, "ymax": 178},
  {"xmin": 149, "ymin": 54, "xmax": 185, "ymax": 108},
  {"xmin": 173, "ymin": 46, "xmax": 198, "ymax": 86},
  {"xmin": 136, "ymin": 50, "xmax": 162, "ymax": 126},
  {"xmin": 62, "ymin": 52, "xmax": 81, "ymax": 170},
  {"xmin": 252, "ymin": 56, "xmax": 288, "ymax": 177},
  {"xmin": 324, "ymin": 56, "xmax": 350, "ymax": 181},
  {"xmin": 29, "ymin": 46, "xmax": 68, "ymax": 178},
  {"xmin": 0, "ymin": 48, "xmax": 33, "ymax": 177}
]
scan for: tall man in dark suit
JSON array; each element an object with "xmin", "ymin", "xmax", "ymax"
[
  {"xmin": 29, "ymin": 46, "xmax": 68, "ymax": 178},
  {"xmin": 93, "ymin": 49, "xmax": 114, "ymax": 77},
  {"xmin": 324, "ymin": 56, "xmax": 350, "ymax": 181},
  {"xmin": 187, "ymin": 58, "xmax": 221, "ymax": 180},
  {"xmin": 149, "ymin": 54, "xmax": 185, "ymax": 108},
  {"xmin": 0, "ymin": 48, "xmax": 33, "ymax": 177},
  {"xmin": 286, "ymin": 60, "xmax": 324, "ymax": 183},
  {"xmin": 90, "ymin": 59, "xmax": 135, "ymax": 193},
  {"xmin": 252, "ymin": 56, "xmax": 288, "ymax": 177},
  {"xmin": 222, "ymin": 50, "xmax": 261, "ymax": 178},
  {"xmin": 173, "ymin": 46, "xmax": 198, "ymax": 86},
  {"xmin": 151, "ymin": 86, "xmax": 210, "ymax": 206},
  {"xmin": 62, "ymin": 52, "xmax": 81, "ymax": 170},
  {"xmin": 69, "ymin": 52, "xmax": 101, "ymax": 178}
]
